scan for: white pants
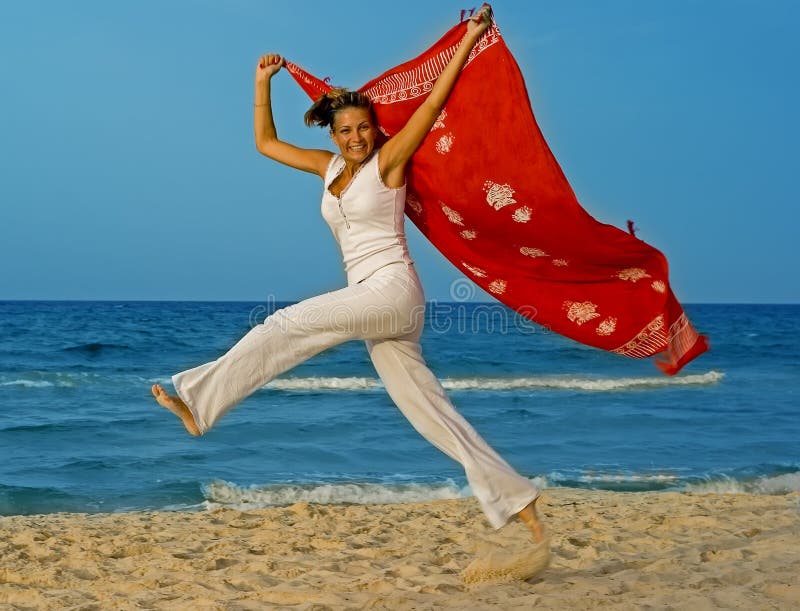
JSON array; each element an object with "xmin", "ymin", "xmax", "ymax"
[{"xmin": 172, "ymin": 262, "xmax": 538, "ymax": 528}]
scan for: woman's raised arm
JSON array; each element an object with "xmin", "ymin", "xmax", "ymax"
[
  {"xmin": 254, "ymin": 54, "xmax": 332, "ymax": 177},
  {"xmin": 379, "ymin": 7, "xmax": 492, "ymax": 187}
]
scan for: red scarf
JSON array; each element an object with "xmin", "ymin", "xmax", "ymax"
[{"xmin": 285, "ymin": 14, "xmax": 709, "ymax": 375}]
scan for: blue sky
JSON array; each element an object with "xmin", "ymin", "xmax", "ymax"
[{"xmin": 1, "ymin": 1, "xmax": 797, "ymax": 302}]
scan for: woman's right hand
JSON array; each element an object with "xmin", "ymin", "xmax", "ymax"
[
  {"xmin": 466, "ymin": 5, "xmax": 492, "ymax": 39},
  {"xmin": 256, "ymin": 54, "xmax": 285, "ymax": 82}
]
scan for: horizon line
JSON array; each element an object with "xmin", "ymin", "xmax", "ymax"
[{"xmin": 1, "ymin": 299, "xmax": 799, "ymax": 306}]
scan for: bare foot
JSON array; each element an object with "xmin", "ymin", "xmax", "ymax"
[
  {"xmin": 151, "ymin": 384, "xmax": 201, "ymax": 436},
  {"xmin": 517, "ymin": 496, "xmax": 545, "ymax": 543},
  {"xmin": 461, "ymin": 496, "xmax": 550, "ymax": 585},
  {"xmin": 462, "ymin": 497, "xmax": 550, "ymax": 585}
]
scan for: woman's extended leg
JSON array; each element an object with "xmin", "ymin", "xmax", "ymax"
[
  {"xmin": 154, "ymin": 264, "xmax": 422, "ymax": 434},
  {"xmin": 365, "ymin": 336, "xmax": 541, "ymax": 531}
]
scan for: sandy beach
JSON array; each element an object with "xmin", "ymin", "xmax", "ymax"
[{"xmin": 1, "ymin": 489, "xmax": 798, "ymax": 610}]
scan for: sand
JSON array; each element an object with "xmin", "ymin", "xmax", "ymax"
[{"xmin": 1, "ymin": 489, "xmax": 798, "ymax": 610}]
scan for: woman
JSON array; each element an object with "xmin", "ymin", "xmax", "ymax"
[{"xmin": 152, "ymin": 9, "xmax": 544, "ymax": 545}]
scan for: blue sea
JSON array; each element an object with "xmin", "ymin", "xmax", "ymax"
[{"xmin": 1, "ymin": 301, "xmax": 797, "ymax": 516}]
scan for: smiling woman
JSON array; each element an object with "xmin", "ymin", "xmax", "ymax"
[{"xmin": 151, "ymin": 5, "xmax": 549, "ymax": 584}]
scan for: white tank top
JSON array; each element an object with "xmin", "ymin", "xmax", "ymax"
[{"xmin": 321, "ymin": 150, "xmax": 413, "ymax": 284}]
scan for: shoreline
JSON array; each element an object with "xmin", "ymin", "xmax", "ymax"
[{"xmin": 1, "ymin": 489, "xmax": 798, "ymax": 609}]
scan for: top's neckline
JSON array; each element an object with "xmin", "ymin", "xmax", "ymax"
[{"xmin": 327, "ymin": 151, "xmax": 376, "ymax": 199}]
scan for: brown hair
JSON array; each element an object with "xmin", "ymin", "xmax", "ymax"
[{"xmin": 304, "ymin": 88, "xmax": 376, "ymax": 130}]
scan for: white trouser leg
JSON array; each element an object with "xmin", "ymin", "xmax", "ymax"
[
  {"xmin": 366, "ymin": 337, "xmax": 539, "ymax": 529},
  {"xmin": 171, "ymin": 261, "xmax": 537, "ymax": 528},
  {"xmin": 172, "ymin": 263, "xmax": 424, "ymax": 433}
]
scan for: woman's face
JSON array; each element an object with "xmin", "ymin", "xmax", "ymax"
[{"xmin": 330, "ymin": 107, "xmax": 377, "ymax": 165}]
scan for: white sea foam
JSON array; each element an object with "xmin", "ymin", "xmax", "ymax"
[
  {"xmin": 442, "ymin": 371, "xmax": 723, "ymax": 391},
  {"xmin": 201, "ymin": 480, "xmax": 468, "ymax": 511},
  {"xmin": 530, "ymin": 475, "xmax": 550, "ymax": 490},
  {"xmin": 268, "ymin": 377, "xmax": 381, "ymax": 391},
  {"xmin": 573, "ymin": 472, "xmax": 680, "ymax": 485},
  {"xmin": 684, "ymin": 472, "xmax": 800, "ymax": 495},
  {"xmin": 0, "ymin": 379, "xmax": 55, "ymax": 388},
  {"xmin": 263, "ymin": 371, "xmax": 724, "ymax": 393},
  {"xmin": 0, "ymin": 372, "xmax": 102, "ymax": 388}
]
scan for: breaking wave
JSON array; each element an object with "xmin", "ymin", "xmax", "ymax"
[
  {"xmin": 266, "ymin": 371, "xmax": 724, "ymax": 393},
  {"xmin": 200, "ymin": 467, "xmax": 799, "ymax": 512},
  {"xmin": 201, "ymin": 480, "xmax": 467, "ymax": 511},
  {"xmin": 684, "ymin": 472, "xmax": 800, "ymax": 495}
]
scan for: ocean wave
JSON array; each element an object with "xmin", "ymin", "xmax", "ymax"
[
  {"xmin": 0, "ymin": 379, "xmax": 55, "ymax": 388},
  {"xmin": 62, "ymin": 342, "xmax": 132, "ymax": 354},
  {"xmin": 544, "ymin": 470, "xmax": 681, "ymax": 492},
  {"xmin": 684, "ymin": 472, "xmax": 800, "ymax": 495},
  {"xmin": 3, "ymin": 371, "xmax": 723, "ymax": 392},
  {"xmin": 1, "ymin": 422, "xmax": 89, "ymax": 434},
  {"xmin": 0, "ymin": 483, "xmax": 88, "ymax": 516},
  {"xmin": 2, "ymin": 371, "xmax": 173, "ymax": 390},
  {"xmin": 545, "ymin": 469, "xmax": 800, "ymax": 495},
  {"xmin": 264, "ymin": 371, "xmax": 724, "ymax": 393},
  {"xmin": 201, "ymin": 479, "xmax": 468, "ymax": 510},
  {"xmin": 0, "ymin": 371, "xmax": 101, "ymax": 388},
  {"xmin": 563, "ymin": 472, "xmax": 680, "ymax": 485},
  {"xmin": 201, "ymin": 469, "xmax": 799, "ymax": 512},
  {"xmin": 268, "ymin": 377, "xmax": 381, "ymax": 391},
  {"xmin": 442, "ymin": 371, "xmax": 723, "ymax": 391}
]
